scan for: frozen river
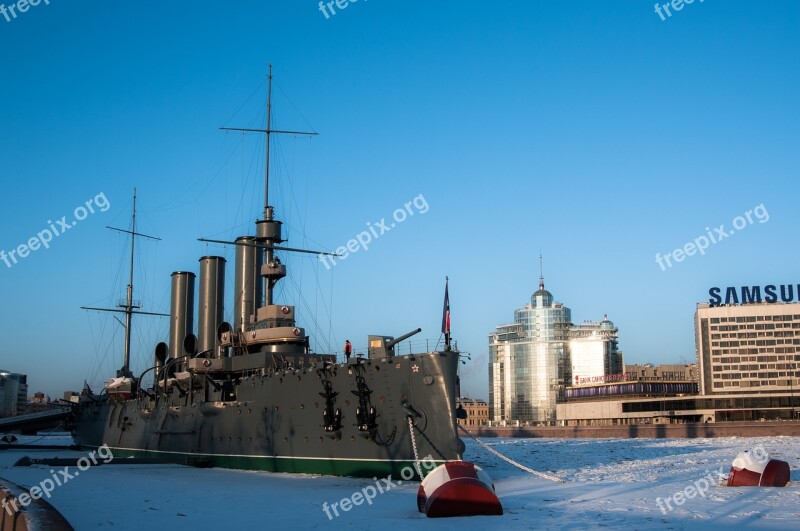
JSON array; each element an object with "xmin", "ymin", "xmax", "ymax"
[{"xmin": 1, "ymin": 434, "xmax": 797, "ymax": 529}]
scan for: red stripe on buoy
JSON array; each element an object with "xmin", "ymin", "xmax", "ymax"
[{"xmin": 417, "ymin": 461, "xmax": 503, "ymax": 517}]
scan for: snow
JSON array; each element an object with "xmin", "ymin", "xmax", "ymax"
[{"xmin": 1, "ymin": 434, "xmax": 798, "ymax": 529}]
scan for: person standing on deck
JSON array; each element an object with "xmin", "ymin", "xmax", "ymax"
[{"xmin": 344, "ymin": 339, "xmax": 352, "ymax": 361}]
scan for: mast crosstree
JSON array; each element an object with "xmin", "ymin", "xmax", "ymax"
[
  {"xmin": 81, "ymin": 188, "xmax": 168, "ymax": 377},
  {"xmin": 214, "ymin": 65, "xmax": 325, "ymax": 307},
  {"xmin": 219, "ymin": 65, "xmax": 319, "ymax": 218}
]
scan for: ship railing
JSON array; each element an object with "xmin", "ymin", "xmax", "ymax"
[{"xmin": 341, "ymin": 337, "xmax": 458, "ymax": 360}]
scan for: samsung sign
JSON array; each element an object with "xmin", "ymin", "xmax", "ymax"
[{"xmin": 708, "ymin": 285, "xmax": 800, "ymax": 307}]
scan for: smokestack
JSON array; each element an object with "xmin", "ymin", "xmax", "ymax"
[
  {"xmin": 234, "ymin": 236, "xmax": 263, "ymax": 332},
  {"xmin": 169, "ymin": 272, "xmax": 195, "ymax": 360},
  {"xmin": 198, "ymin": 256, "xmax": 226, "ymax": 356}
]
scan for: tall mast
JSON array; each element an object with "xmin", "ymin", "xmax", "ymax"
[
  {"xmin": 123, "ymin": 188, "xmax": 138, "ymax": 373},
  {"xmin": 81, "ymin": 189, "xmax": 168, "ymax": 378},
  {"xmin": 264, "ymin": 64, "xmax": 273, "ymax": 217},
  {"xmin": 219, "ymin": 67, "xmax": 319, "ymax": 309}
]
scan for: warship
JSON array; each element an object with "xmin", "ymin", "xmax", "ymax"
[{"xmin": 71, "ymin": 68, "xmax": 465, "ymax": 478}]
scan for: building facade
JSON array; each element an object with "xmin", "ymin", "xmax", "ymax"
[
  {"xmin": 0, "ymin": 371, "xmax": 28, "ymax": 418},
  {"xmin": 489, "ymin": 276, "xmax": 572, "ymax": 425},
  {"xmin": 569, "ymin": 316, "xmax": 623, "ymax": 385},
  {"xmin": 625, "ymin": 363, "xmax": 698, "ymax": 382},
  {"xmin": 457, "ymin": 397, "xmax": 489, "ymax": 427},
  {"xmin": 559, "ymin": 363, "xmax": 699, "ymax": 425},
  {"xmin": 695, "ymin": 302, "xmax": 800, "ymax": 395}
]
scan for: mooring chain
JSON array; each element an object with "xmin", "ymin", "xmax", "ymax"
[
  {"xmin": 407, "ymin": 415, "xmax": 424, "ymax": 479},
  {"xmin": 457, "ymin": 424, "xmax": 564, "ymax": 483}
]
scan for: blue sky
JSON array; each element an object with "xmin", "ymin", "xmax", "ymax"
[{"xmin": 1, "ymin": 1, "xmax": 798, "ymax": 399}]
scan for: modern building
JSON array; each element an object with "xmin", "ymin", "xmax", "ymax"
[
  {"xmin": 695, "ymin": 301, "xmax": 800, "ymax": 395},
  {"xmin": 0, "ymin": 371, "xmax": 28, "ymax": 418},
  {"xmin": 489, "ymin": 273, "xmax": 572, "ymax": 425},
  {"xmin": 569, "ymin": 317, "xmax": 623, "ymax": 386},
  {"xmin": 457, "ymin": 397, "xmax": 489, "ymax": 427},
  {"xmin": 556, "ymin": 296, "xmax": 800, "ymax": 426},
  {"xmin": 558, "ymin": 363, "xmax": 699, "ymax": 425}
]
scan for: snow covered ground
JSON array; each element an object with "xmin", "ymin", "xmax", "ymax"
[{"xmin": 1, "ymin": 434, "xmax": 798, "ymax": 530}]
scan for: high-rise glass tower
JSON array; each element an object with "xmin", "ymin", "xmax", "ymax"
[{"xmin": 488, "ymin": 273, "xmax": 571, "ymax": 424}]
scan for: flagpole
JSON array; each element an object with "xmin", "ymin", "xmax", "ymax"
[{"xmin": 443, "ymin": 276, "xmax": 451, "ymax": 351}]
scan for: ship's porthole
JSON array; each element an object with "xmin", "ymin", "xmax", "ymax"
[
  {"xmin": 304, "ymin": 436, "xmax": 309, "ymax": 442},
  {"xmin": 284, "ymin": 437, "xmax": 288, "ymax": 442},
  {"xmin": 319, "ymin": 437, "xmax": 323, "ymax": 442},
  {"xmin": 314, "ymin": 402, "xmax": 319, "ymax": 408},
  {"xmin": 345, "ymin": 400, "xmax": 350, "ymax": 406},
  {"xmin": 300, "ymin": 404, "xmax": 305, "ymax": 409},
  {"xmin": 380, "ymin": 396, "xmax": 385, "ymax": 403},
  {"xmin": 395, "ymin": 363, "xmax": 401, "ymax": 369},
  {"xmin": 375, "ymin": 365, "xmax": 380, "ymax": 371},
  {"xmin": 350, "ymin": 436, "xmax": 355, "ymax": 442},
  {"xmin": 275, "ymin": 406, "xmax": 279, "ymax": 411},
  {"xmin": 249, "ymin": 437, "xmax": 253, "ymax": 443}
]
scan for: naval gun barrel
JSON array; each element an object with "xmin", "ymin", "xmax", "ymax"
[{"xmin": 386, "ymin": 328, "xmax": 422, "ymax": 350}]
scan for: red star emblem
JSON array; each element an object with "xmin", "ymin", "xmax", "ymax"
[{"xmin": 412, "ymin": 364, "xmax": 420, "ymax": 373}]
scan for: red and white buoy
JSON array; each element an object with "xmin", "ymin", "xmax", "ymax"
[
  {"xmin": 417, "ymin": 460, "xmax": 503, "ymax": 518},
  {"xmin": 727, "ymin": 450, "xmax": 790, "ymax": 487}
]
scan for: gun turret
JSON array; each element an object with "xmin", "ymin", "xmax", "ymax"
[
  {"xmin": 367, "ymin": 328, "xmax": 422, "ymax": 360},
  {"xmin": 385, "ymin": 328, "xmax": 422, "ymax": 350}
]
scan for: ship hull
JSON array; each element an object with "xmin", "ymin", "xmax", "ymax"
[{"xmin": 72, "ymin": 350, "xmax": 462, "ymax": 478}]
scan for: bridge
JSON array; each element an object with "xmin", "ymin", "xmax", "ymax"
[{"xmin": 0, "ymin": 409, "xmax": 71, "ymax": 435}]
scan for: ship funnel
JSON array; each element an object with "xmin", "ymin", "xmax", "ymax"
[
  {"xmin": 198, "ymin": 256, "xmax": 226, "ymax": 357},
  {"xmin": 233, "ymin": 236, "xmax": 263, "ymax": 332},
  {"xmin": 169, "ymin": 272, "xmax": 196, "ymax": 360}
]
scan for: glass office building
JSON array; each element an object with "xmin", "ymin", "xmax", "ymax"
[
  {"xmin": 0, "ymin": 371, "xmax": 28, "ymax": 418},
  {"xmin": 488, "ymin": 277, "xmax": 571, "ymax": 424},
  {"xmin": 569, "ymin": 316, "xmax": 623, "ymax": 385}
]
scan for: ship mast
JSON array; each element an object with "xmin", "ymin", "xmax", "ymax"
[
  {"xmin": 264, "ymin": 65, "xmax": 273, "ymax": 218},
  {"xmin": 123, "ymin": 188, "xmax": 138, "ymax": 372},
  {"xmin": 219, "ymin": 66, "xmax": 319, "ymax": 307},
  {"xmin": 81, "ymin": 189, "xmax": 168, "ymax": 377}
]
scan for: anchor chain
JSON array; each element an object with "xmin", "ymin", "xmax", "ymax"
[
  {"xmin": 407, "ymin": 415, "xmax": 424, "ymax": 479},
  {"xmin": 457, "ymin": 424, "xmax": 564, "ymax": 483}
]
